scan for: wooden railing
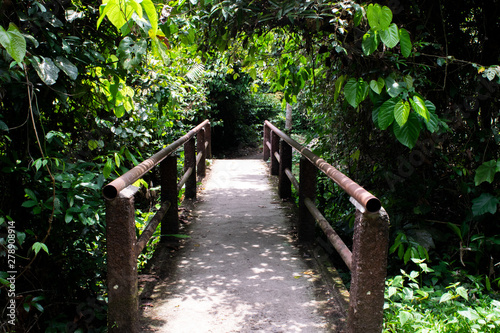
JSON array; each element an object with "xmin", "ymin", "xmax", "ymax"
[
  {"xmin": 102, "ymin": 120, "xmax": 211, "ymax": 332},
  {"xmin": 263, "ymin": 120, "xmax": 389, "ymax": 333}
]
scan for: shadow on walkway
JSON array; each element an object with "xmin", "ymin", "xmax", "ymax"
[{"xmin": 139, "ymin": 158, "xmax": 347, "ymax": 332}]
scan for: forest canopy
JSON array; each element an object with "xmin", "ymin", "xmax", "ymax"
[{"xmin": 0, "ymin": 0, "xmax": 498, "ymax": 330}]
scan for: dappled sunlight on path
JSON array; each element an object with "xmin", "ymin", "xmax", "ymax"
[{"xmin": 140, "ymin": 159, "xmax": 335, "ymax": 332}]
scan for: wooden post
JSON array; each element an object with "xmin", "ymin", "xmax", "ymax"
[
  {"xmin": 347, "ymin": 208, "xmax": 389, "ymax": 333},
  {"xmin": 161, "ymin": 155, "xmax": 179, "ymax": 242},
  {"xmin": 263, "ymin": 123, "xmax": 270, "ymax": 161},
  {"xmin": 184, "ymin": 137, "xmax": 196, "ymax": 199},
  {"xmin": 298, "ymin": 157, "xmax": 316, "ymax": 242},
  {"xmin": 270, "ymin": 130, "xmax": 279, "ymax": 176},
  {"xmin": 106, "ymin": 186, "xmax": 139, "ymax": 333},
  {"xmin": 197, "ymin": 128, "xmax": 206, "ymax": 179},
  {"xmin": 278, "ymin": 139, "xmax": 292, "ymax": 199},
  {"xmin": 205, "ymin": 122, "xmax": 212, "ymax": 159}
]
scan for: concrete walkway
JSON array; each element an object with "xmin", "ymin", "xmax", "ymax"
[{"xmin": 140, "ymin": 159, "xmax": 345, "ymax": 332}]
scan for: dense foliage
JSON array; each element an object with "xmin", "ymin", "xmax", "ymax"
[
  {"xmin": 0, "ymin": 0, "xmax": 498, "ymax": 331},
  {"xmin": 0, "ymin": 0, "xmax": 278, "ymax": 330}
]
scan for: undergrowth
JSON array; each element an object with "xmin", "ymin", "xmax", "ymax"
[{"xmin": 384, "ymin": 258, "xmax": 500, "ymax": 332}]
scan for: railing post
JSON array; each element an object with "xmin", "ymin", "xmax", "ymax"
[
  {"xmin": 184, "ymin": 137, "xmax": 196, "ymax": 199},
  {"xmin": 278, "ymin": 139, "xmax": 292, "ymax": 199},
  {"xmin": 161, "ymin": 155, "xmax": 179, "ymax": 242},
  {"xmin": 197, "ymin": 128, "xmax": 206, "ymax": 179},
  {"xmin": 263, "ymin": 123, "xmax": 270, "ymax": 161},
  {"xmin": 106, "ymin": 186, "xmax": 139, "ymax": 332},
  {"xmin": 298, "ymin": 156, "xmax": 316, "ymax": 242},
  {"xmin": 347, "ymin": 208, "xmax": 389, "ymax": 333},
  {"xmin": 270, "ymin": 130, "xmax": 280, "ymax": 176},
  {"xmin": 205, "ymin": 122, "xmax": 212, "ymax": 159}
]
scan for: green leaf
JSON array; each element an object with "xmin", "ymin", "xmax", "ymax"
[
  {"xmin": 458, "ymin": 309, "xmax": 480, "ymax": 321},
  {"xmin": 88, "ymin": 140, "xmax": 98, "ymax": 150},
  {"xmin": 410, "ymin": 95, "xmax": 430, "ymax": 121},
  {"xmin": 399, "ymin": 28, "xmax": 412, "ymax": 58},
  {"xmin": 103, "ymin": 157, "xmax": 113, "ymax": 179},
  {"xmin": 362, "ymin": 31, "xmax": 379, "ymax": 56},
  {"xmin": 439, "ymin": 292, "xmax": 453, "ymax": 303},
  {"xmin": 394, "ymin": 99, "xmax": 410, "ymax": 127},
  {"xmin": 54, "ymin": 56, "xmax": 78, "ymax": 80},
  {"xmin": 31, "ymin": 56, "xmax": 60, "ymax": 86},
  {"xmin": 0, "ymin": 23, "xmax": 27, "ymax": 64},
  {"xmin": 33, "ymin": 302, "xmax": 44, "ymax": 313},
  {"xmin": 447, "ymin": 222, "xmax": 462, "ymax": 240},
  {"xmin": 25, "ymin": 188, "xmax": 37, "ymax": 201},
  {"xmin": 344, "ymin": 78, "xmax": 369, "ymax": 108},
  {"xmin": 353, "ymin": 7, "xmax": 363, "ymax": 27},
  {"xmin": 378, "ymin": 97, "xmax": 398, "ymax": 130},
  {"xmin": 334, "ymin": 75, "xmax": 345, "ymax": 102},
  {"xmin": 366, "ymin": 4, "xmax": 380, "ymax": 30},
  {"xmin": 424, "ymin": 100, "xmax": 439, "ymax": 132},
  {"xmin": 472, "ymin": 193, "xmax": 499, "ymax": 216},
  {"xmin": 404, "ymin": 75, "xmax": 414, "ymax": 89},
  {"xmin": 117, "ymin": 37, "xmax": 147, "ymax": 70},
  {"xmin": 385, "ymin": 76, "xmax": 404, "ymax": 98},
  {"xmin": 65, "ymin": 211, "xmax": 73, "ymax": 223},
  {"xmin": 398, "ymin": 311, "xmax": 413, "ymax": 326},
  {"xmin": 393, "ymin": 113, "xmax": 422, "ymax": 149},
  {"xmin": 16, "ymin": 232, "xmax": 26, "ymax": 246},
  {"xmin": 366, "ymin": 4, "xmax": 392, "ymax": 31},
  {"xmin": 32, "ymin": 242, "xmax": 49, "ymax": 255},
  {"xmin": 369, "ymin": 77, "xmax": 385, "ymax": 94},
  {"xmin": 98, "ymin": 0, "xmax": 140, "ymax": 32},
  {"xmin": 22, "ymin": 200, "xmax": 38, "ymax": 208},
  {"xmin": 114, "ymin": 105, "xmax": 126, "ymax": 118},
  {"xmin": 456, "ymin": 286, "xmax": 468, "ymax": 300},
  {"xmin": 0, "ymin": 120, "xmax": 8, "ymax": 132},
  {"xmin": 474, "ymin": 160, "xmax": 498, "ymax": 185},
  {"xmin": 141, "ymin": 0, "xmax": 158, "ymax": 36},
  {"xmin": 114, "ymin": 152, "xmax": 121, "ymax": 168},
  {"xmin": 379, "ymin": 23, "xmax": 399, "ymax": 48}
]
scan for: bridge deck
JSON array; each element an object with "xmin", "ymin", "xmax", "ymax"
[{"xmin": 140, "ymin": 158, "xmax": 347, "ymax": 332}]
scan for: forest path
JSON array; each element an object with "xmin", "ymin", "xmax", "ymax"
[{"xmin": 139, "ymin": 157, "xmax": 347, "ymax": 332}]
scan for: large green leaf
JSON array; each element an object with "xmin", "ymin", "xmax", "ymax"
[
  {"xmin": 98, "ymin": 0, "xmax": 142, "ymax": 31},
  {"xmin": 394, "ymin": 98, "xmax": 410, "ymax": 127},
  {"xmin": 378, "ymin": 97, "xmax": 398, "ymax": 130},
  {"xmin": 410, "ymin": 95, "xmax": 430, "ymax": 121},
  {"xmin": 380, "ymin": 23, "xmax": 399, "ymax": 48},
  {"xmin": 393, "ymin": 113, "xmax": 422, "ymax": 149},
  {"xmin": 366, "ymin": 4, "xmax": 392, "ymax": 31},
  {"xmin": 0, "ymin": 23, "xmax": 26, "ymax": 64},
  {"xmin": 385, "ymin": 76, "xmax": 404, "ymax": 98},
  {"xmin": 54, "ymin": 56, "xmax": 78, "ymax": 80},
  {"xmin": 31, "ymin": 56, "xmax": 60, "ymax": 85},
  {"xmin": 362, "ymin": 31, "xmax": 379, "ymax": 56},
  {"xmin": 344, "ymin": 78, "xmax": 369, "ymax": 108},
  {"xmin": 117, "ymin": 37, "xmax": 147, "ymax": 70},
  {"xmin": 472, "ymin": 193, "xmax": 499, "ymax": 216},
  {"xmin": 399, "ymin": 28, "xmax": 412, "ymax": 57},
  {"xmin": 142, "ymin": 0, "xmax": 158, "ymax": 37},
  {"xmin": 475, "ymin": 160, "xmax": 500, "ymax": 185},
  {"xmin": 370, "ymin": 77, "xmax": 385, "ymax": 94}
]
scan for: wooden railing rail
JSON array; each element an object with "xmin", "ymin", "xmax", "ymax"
[
  {"xmin": 103, "ymin": 120, "xmax": 211, "ymax": 332},
  {"xmin": 263, "ymin": 120, "xmax": 389, "ymax": 333}
]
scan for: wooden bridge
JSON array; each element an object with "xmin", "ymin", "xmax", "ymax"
[{"xmin": 102, "ymin": 120, "xmax": 389, "ymax": 332}]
